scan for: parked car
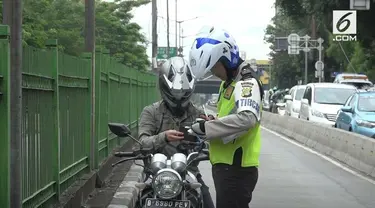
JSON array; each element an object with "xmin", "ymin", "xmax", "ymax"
[
  {"xmin": 335, "ymin": 90, "xmax": 375, "ymax": 138},
  {"xmin": 263, "ymin": 90, "xmax": 271, "ymax": 111},
  {"xmin": 299, "ymin": 83, "xmax": 357, "ymax": 126},
  {"xmin": 333, "ymin": 73, "xmax": 373, "ymax": 89},
  {"xmin": 285, "ymin": 85, "xmax": 307, "ymax": 118}
]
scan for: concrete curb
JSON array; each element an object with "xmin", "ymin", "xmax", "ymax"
[
  {"xmin": 107, "ymin": 161, "xmax": 144, "ymax": 208},
  {"xmin": 57, "ymin": 139, "xmax": 135, "ymax": 208},
  {"xmin": 261, "ymin": 111, "xmax": 375, "ymax": 178}
]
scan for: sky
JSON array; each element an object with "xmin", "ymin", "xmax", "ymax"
[{"xmin": 108, "ymin": 0, "xmax": 276, "ymax": 61}]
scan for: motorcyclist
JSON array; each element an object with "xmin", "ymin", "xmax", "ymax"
[
  {"xmin": 188, "ymin": 26, "xmax": 263, "ymax": 208},
  {"xmin": 270, "ymin": 88, "xmax": 287, "ymax": 113},
  {"xmin": 137, "ymin": 56, "xmax": 214, "ymax": 208},
  {"xmin": 268, "ymin": 87, "xmax": 277, "ymax": 109}
]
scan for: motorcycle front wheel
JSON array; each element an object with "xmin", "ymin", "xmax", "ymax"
[{"xmin": 135, "ymin": 187, "xmax": 153, "ymax": 208}]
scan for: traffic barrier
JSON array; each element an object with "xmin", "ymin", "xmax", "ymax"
[{"xmin": 261, "ymin": 111, "xmax": 375, "ymax": 178}]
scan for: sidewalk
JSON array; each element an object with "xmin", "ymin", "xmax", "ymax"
[{"xmin": 82, "ymin": 159, "xmax": 135, "ymax": 208}]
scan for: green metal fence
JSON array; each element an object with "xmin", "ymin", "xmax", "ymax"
[{"xmin": 0, "ymin": 25, "xmax": 160, "ymax": 208}]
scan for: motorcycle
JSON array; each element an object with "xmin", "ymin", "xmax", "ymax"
[
  {"xmin": 108, "ymin": 123, "xmax": 210, "ymax": 208},
  {"xmin": 275, "ymin": 102, "xmax": 286, "ymax": 116}
]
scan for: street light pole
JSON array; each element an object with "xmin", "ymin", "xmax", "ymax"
[
  {"xmin": 178, "ymin": 22, "xmax": 182, "ymax": 53},
  {"xmin": 175, "ymin": 0, "xmax": 178, "ymax": 48},
  {"xmin": 166, "ymin": 0, "xmax": 170, "ymax": 58},
  {"xmin": 152, "ymin": 0, "xmax": 158, "ymax": 69},
  {"xmin": 158, "ymin": 15, "xmax": 200, "ymax": 56}
]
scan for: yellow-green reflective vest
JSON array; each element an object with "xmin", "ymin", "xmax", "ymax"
[{"xmin": 209, "ymin": 81, "xmax": 262, "ymax": 167}]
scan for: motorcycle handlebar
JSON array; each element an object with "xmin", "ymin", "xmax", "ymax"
[
  {"xmin": 114, "ymin": 151, "xmax": 137, "ymax": 157},
  {"xmin": 114, "ymin": 147, "xmax": 154, "ymax": 158}
]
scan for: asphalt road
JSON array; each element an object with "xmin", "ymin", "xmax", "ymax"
[{"xmin": 199, "ymin": 128, "xmax": 375, "ymax": 208}]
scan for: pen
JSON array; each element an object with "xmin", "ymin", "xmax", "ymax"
[{"xmin": 202, "ymin": 105, "xmax": 208, "ymax": 117}]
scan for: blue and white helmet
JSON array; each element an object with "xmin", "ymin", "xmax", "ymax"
[{"xmin": 189, "ymin": 26, "xmax": 240, "ymax": 80}]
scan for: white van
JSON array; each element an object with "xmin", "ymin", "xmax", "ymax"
[
  {"xmin": 333, "ymin": 73, "xmax": 373, "ymax": 89},
  {"xmin": 285, "ymin": 85, "xmax": 307, "ymax": 118},
  {"xmin": 299, "ymin": 83, "xmax": 357, "ymax": 126}
]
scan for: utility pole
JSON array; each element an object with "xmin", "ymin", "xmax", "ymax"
[
  {"xmin": 85, "ymin": 0, "xmax": 96, "ymax": 170},
  {"xmin": 166, "ymin": 0, "xmax": 170, "ymax": 58},
  {"xmin": 152, "ymin": 0, "xmax": 158, "ymax": 70},
  {"xmin": 304, "ymin": 36, "xmax": 309, "ymax": 84},
  {"xmin": 178, "ymin": 22, "xmax": 182, "ymax": 49},
  {"xmin": 10, "ymin": 0, "xmax": 23, "ymax": 206},
  {"xmin": 175, "ymin": 0, "xmax": 178, "ymax": 49},
  {"xmin": 2, "ymin": 0, "xmax": 12, "ymax": 25}
]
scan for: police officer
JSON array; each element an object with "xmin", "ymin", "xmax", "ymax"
[{"xmin": 188, "ymin": 27, "xmax": 264, "ymax": 208}]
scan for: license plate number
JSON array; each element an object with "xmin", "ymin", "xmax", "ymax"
[{"xmin": 145, "ymin": 198, "xmax": 190, "ymax": 208}]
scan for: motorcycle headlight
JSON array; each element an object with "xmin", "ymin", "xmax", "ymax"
[{"xmin": 152, "ymin": 169, "xmax": 183, "ymax": 199}]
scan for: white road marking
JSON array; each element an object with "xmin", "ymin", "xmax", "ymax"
[{"xmin": 261, "ymin": 126, "xmax": 375, "ymax": 185}]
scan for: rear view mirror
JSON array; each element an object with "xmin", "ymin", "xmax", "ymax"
[
  {"xmin": 301, "ymin": 98, "xmax": 309, "ymax": 104},
  {"xmin": 108, "ymin": 123, "xmax": 131, "ymax": 137},
  {"xmin": 284, "ymin": 95, "xmax": 292, "ymax": 101},
  {"xmin": 341, "ymin": 106, "xmax": 353, "ymax": 113}
]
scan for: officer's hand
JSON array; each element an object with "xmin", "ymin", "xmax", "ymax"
[
  {"xmin": 199, "ymin": 114, "xmax": 215, "ymax": 121},
  {"xmin": 165, "ymin": 130, "xmax": 184, "ymax": 142},
  {"xmin": 188, "ymin": 118, "xmax": 206, "ymax": 137}
]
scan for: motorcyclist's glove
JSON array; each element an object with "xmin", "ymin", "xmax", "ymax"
[{"xmin": 188, "ymin": 118, "xmax": 206, "ymax": 137}]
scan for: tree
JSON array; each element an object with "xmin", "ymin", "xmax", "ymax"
[
  {"xmin": 1, "ymin": 0, "xmax": 150, "ymax": 70},
  {"xmin": 271, "ymin": 0, "xmax": 375, "ymax": 81},
  {"xmin": 264, "ymin": 11, "xmax": 314, "ymax": 88}
]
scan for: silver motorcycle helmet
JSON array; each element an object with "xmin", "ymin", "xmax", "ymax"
[{"xmin": 158, "ymin": 56, "xmax": 195, "ymax": 112}]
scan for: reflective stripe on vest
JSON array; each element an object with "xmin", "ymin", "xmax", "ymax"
[{"xmin": 209, "ymin": 81, "xmax": 261, "ymax": 167}]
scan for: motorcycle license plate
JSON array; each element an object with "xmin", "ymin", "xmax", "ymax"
[{"xmin": 145, "ymin": 198, "xmax": 190, "ymax": 208}]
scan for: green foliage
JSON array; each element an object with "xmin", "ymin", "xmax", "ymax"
[
  {"xmin": 1, "ymin": 0, "xmax": 150, "ymax": 70},
  {"xmin": 264, "ymin": 12, "xmax": 308, "ymax": 88},
  {"xmin": 265, "ymin": 0, "xmax": 375, "ymax": 86}
]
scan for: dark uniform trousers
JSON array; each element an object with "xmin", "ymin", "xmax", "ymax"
[{"xmin": 212, "ymin": 149, "xmax": 259, "ymax": 208}]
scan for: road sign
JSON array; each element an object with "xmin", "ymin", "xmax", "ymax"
[
  {"xmin": 315, "ymin": 61, "xmax": 324, "ymax": 71},
  {"xmin": 287, "ymin": 33, "xmax": 300, "ymax": 45},
  {"xmin": 350, "ymin": 0, "xmax": 370, "ymax": 10},
  {"xmin": 157, "ymin": 47, "xmax": 177, "ymax": 59},
  {"xmin": 275, "ymin": 37, "xmax": 288, "ymax": 51},
  {"xmin": 288, "ymin": 45, "xmax": 299, "ymax": 55},
  {"xmin": 315, "ymin": 70, "xmax": 324, "ymax": 78}
]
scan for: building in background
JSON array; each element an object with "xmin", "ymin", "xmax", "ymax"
[{"xmin": 244, "ymin": 59, "xmax": 272, "ymax": 90}]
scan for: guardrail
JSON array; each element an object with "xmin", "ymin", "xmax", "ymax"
[{"xmin": 261, "ymin": 111, "xmax": 375, "ymax": 178}]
